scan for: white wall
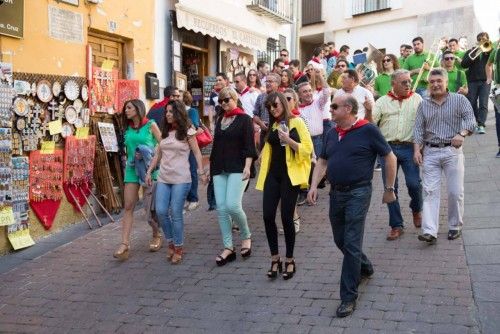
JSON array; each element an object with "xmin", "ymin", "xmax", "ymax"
[
  {"xmin": 333, "ymin": 17, "xmax": 418, "ymax": 56},
  {"xmin": 153, "ymin": 0, "xmax": 170, "ymax": 88}
]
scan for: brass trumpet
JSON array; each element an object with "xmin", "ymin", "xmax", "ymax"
[{"xmin": 469, "ymin": 39, "xmax": 493, "ymax": 60}]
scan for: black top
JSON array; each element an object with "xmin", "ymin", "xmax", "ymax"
[
  {"xmin": 320, "ymin": 123, "xmax": 391, "ymax": 186},
  {"xmin": 210, "ymin": 114, "xmax": 257, "ymax": 175},
  {"xmin": 267, "ymin": 127, "xmax": 300, "ymax": 176},
  {"xmin": 461, "ymin": 48, "xmax": 491, "ymax": 82}
]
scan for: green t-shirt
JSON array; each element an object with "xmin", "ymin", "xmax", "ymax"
[
  {"xmin": 124, "ymin": 120, "xmax": 158, "ymax": 183},
  {"xmin": 403, "ymin": 52, "xmax": 433, "ymax": 89},
  {"xmin": 453, "ymin": 50, "xmax": 466, "ymax": 72},
  {"xmin": 488, "ymin": 42, "xmax": 499, "ymax": 84},
  {"xmin": 446, "ymin": 69, "xmax": 467, "ymax": 93},
  {"xmin": 374, "ymin": 72, "xmax": 392, "ymax": 96},
  {"xmin": 398, "ymin": 57, "xmax": 406, "ymax": 68}
]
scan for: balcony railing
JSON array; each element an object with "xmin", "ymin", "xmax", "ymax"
[
  {"xmin": 352, "ymin": 0, "xmax": 390, "ymax": 16},
  {"xmin": 247, "ymin": 0, "xmax": 294, "ymax": 24},
  {"xmin": 302, "ymin": 0, "xmax": 322, "ymax": 26}
]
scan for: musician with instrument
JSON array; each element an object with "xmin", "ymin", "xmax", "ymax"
[
  {"xmin": 403, "ymin": 37, "xmax": 434, "ymax": 97},
  {"xmin": 448, "ymin": 38, "xmax": 466, "ymax": 72},
  {"xmin": 462, "ymin": 32, "xmax": 493, "ymax": 134},
  {"xmin": 442, "ymin": 50, "xmax": 468, "ymax": 95}
]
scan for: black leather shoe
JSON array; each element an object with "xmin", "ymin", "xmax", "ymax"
[
  {"xmin": 360, "ymin": 267, "xmax": 374, "ymax": 279},
  {"xmin": 447, "ymin": 230, "xmax": 462, "ymax": 240},
  {"xmin": 418, "ymin": 233, "xmax": 437, "ymax": 244},
  {"xmin": 336, "ymin": 301, "xmax": 356, "ymax": 317}
]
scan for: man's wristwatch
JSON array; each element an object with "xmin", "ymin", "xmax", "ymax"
[
  {"xmin": 458, "ymin": 130, "xmax": 468, "ymax": 138},
  {"xmin": 384, "ymin": 186, "xmax": 395, "ymax": 192}
]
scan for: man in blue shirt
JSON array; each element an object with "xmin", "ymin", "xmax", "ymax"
[{"xmin": 308, "ymin": 94, "xmax": 397, "ymax": 317}]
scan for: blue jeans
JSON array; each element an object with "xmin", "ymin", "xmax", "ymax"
[
  {"xmin": 213, "ymin": 173, "xmax": 251, "ymax": 249},
  {"xmin": 380, "ymin": 144, "xmax": 423, "ymax": 228},
  {"xmin": 467, "ymin": 81, "xmax": 490, "ymax": 127},
  {"xmin": 329, "ymin": 184, "xmax": 373, "ymax": 302},
  {"xmin": 155, "ymin": 182, "xmax": 191, "ymax": 246},
  {"xmin": 311, "ymin": 134, "xmax": 323, "ymax": 158},
  {"xmin": 415, "ymin": 87, "xmax": 428, "ymax": 99},
  {"xmin": 186, "ymin": 152, "xmax": 199, "ymax": 202}
]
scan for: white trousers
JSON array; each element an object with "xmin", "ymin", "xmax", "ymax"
[{"xmin": 421, "ymin": 146, "xmax": 465, "ymax": 237}]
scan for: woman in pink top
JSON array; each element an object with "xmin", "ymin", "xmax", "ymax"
[{"xmin": 146, "ymin": 100, "xmax": 206, "ymax": 264}]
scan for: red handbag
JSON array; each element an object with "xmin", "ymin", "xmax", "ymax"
[{"xmin": 196, "ymin": 125, "xmax": 213, "ymax": 148}]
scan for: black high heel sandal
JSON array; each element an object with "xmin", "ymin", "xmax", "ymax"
[
  {"xmin": 241, "ymin": 240, "xmax": 252, "ymax": 258},
  {"xmin": 216, "ymin": 248, "xmax": 236, "ymax": 266},
  {"xmin": 267, "ymin": 258, "xmax": 282, "ymax": 278},
  {"xmin": 283, "ymin": 260, "xmax": 296, "ymax": 280}
]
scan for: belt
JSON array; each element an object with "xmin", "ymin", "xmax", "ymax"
[
  {"xmin": 425, "ymin": 142, "xmax": 451, "ymax": 148},
  {"xmin": 388, "ymin": 141, "xmax": 413, "ymax": 146},
  {"xmin": 331, "ymin": 181, "xmax": 371, "ymax": 192}
]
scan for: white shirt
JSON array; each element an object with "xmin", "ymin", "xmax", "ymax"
[
  {"xmin": 313, "ymin": 90, "xmax": 332, "ymax": 120},
  {"xmin": 334, "ymin": 85, "xmax": 374, "ymax": 120},
  {"xmin": 238, "ymin": 87, "xmax": 259, "ymax": 118},
  {"xmin": 299, "ymin": 88, "xmax": 331, "ymax": 136}
]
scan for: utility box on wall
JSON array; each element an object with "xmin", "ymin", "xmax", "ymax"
[{"xmin": 145, "ymin": 72, "xmax": 159, "ymax": 99}]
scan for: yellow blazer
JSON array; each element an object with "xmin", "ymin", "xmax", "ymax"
[{"xmin": 256, "ymin": 117, "xmax": 313, "ymax": 190}]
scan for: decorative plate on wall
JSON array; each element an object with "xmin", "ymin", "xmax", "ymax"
[
  {"xmin": 13, "ymin": 97, "xmax": 30, "ymax": 117},
  {"xmin": 64, "ymin": 80, "xmax": 80, "ymax": 101},
  {"xmin": 81, "ymin": 84, "xmax": 89, "ymax": 102},
  {"xmin": 36, "ymin": 80, "xmax": 53, "ymax": 103},
  {"xmin": 64, "ymin": 105, "xmax": 78, "ymax": 124},
  {"xmin": 61, "ymin": 123, "xmax": 73, "ymax": 138},
  {"xmin": 73, "ymin": 98, "xmax": 83, "ymax": 112},
  {"xmin": 52, "ymin": 81, "xmax": 62, "ymax": 97}
]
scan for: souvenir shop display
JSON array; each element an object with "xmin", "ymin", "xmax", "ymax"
[
  {"xmin": 0, "ymin": 83, "xmax": 15, "ymax": 128},
  {"xmin": 29, "ymin": 150, "xmax": 64, "ymax": 230},
  {"xmin": 0, "ymin": 127, "xmax": 13, "ymax": 227},
  {"xmin": 90, "ymin": 67, "xmax": 118, "ymax": 114},
  {"xmin": 8, "ymin": 157, "xmax": 34, "ymax": 250},
  {"xmin": 36, "ymin": 80, "xmax": 53, "ymax": 103},
  {"xmin": 97, "ymin": 122, "xmax": 119, "ymax": 152}
]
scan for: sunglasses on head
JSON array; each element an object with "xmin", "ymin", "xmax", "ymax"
[
  {"xmin": 383, "ymin": 58, "xmax": 392, "ymax": 63},
  {"xmin": 218, "ymin": 97, "xmax": 231, "ymax": 104}
]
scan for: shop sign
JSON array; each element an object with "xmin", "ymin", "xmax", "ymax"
[
  {"xmin": 48, "ymin": 5, "xmax": 83, "ymax": 44},
  {"xmin": 0, "ymin": 0, "xmax": 24, "ymax": 39}
]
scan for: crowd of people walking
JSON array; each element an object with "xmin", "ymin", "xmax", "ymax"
[{"xmin": 114, "ymin": 30, "xmax": 499, "ymax": 318}]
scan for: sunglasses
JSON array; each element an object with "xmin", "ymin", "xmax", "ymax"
[
  {"xmin": 285, "ymin": 96, "xmax": 293, "ymax": 102},
  {"xmin": 399, "ymin": 80, "xmax": 412, "ymax": 85},
  {"xmin": 444, "ymin": 57, "xmax": 454, "ymax": 61},
  {"xmin": 330, "ymin": 103, "xmax": 345, "ymax": 110},
  {"xmin": 267, "ymin": 102, "xmax": 279, "ymax": 109},
  {"xmin": 280, "ymin": 54, "xmax": 288, "ymax": 57},
  {"xmin": 218, "ymin": 97, "xmax": 231, "ymax": 104},
  {"xmin": 383, "ymin": 59, "xmax": 392, "ymax": 63},
  {"xmin": 171, "ymin": 94, "xmax": 181, "ymax": 98},
  {"xmin": 248, "ymin": 73, "xmax": 257, "ymax": 76},
  {"xmin": 336, "ymin": 64, "xmax": 346, "ymax": 68}
]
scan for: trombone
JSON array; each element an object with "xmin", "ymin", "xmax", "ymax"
[
  {"xmin": 469, "ymin": 39, "xmax": 493, "ymax": 60},
  {"xmin": 412, "ymin": 38, "xmax": 444, "ymax": 92}
]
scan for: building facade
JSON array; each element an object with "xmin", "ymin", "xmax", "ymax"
[{"xmin": 300, "ymin": 0, "xmax": 484, "ymax": 63}]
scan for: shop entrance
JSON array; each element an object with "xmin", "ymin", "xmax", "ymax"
[
  {"xmin": 88, "ymin": 33, "xmax": 124, "ymax": 79},
  {"xmin": 182, "ymin": 43, "xmax": 208, "ymax": 124}
]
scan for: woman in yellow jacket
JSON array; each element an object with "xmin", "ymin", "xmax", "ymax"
[{"xmin": 256, "ymin": 92, "xmax": 313, "ymax": 280}]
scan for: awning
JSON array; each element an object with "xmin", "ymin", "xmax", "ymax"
[{"xmin": 175, "ymin": 0, "xmax": 269, "ymax": 51}]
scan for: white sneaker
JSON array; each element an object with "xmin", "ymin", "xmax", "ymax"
[{"xmin": 186, "ymin": 202, "xmax": 199, "ymax": 211}]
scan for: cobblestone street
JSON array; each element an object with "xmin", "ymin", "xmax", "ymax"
[{"xmin": 1, "ymin": 114, "xmax": 499, "ymax": 333}]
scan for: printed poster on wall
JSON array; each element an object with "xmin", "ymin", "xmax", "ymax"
[
  {"xmin": 98, "ymin": 122, "xmax": 118, "ymax": 152},
  {"xmin": 89, "ymin": 66, "xmax": 118, "ymax": 114}
]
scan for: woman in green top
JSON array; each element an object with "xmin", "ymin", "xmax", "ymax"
[
  {"xmin": 114, "ymin": 99, "xmax": 163, "ymax": 261},
  {"xmin": 374, "ymin": 54, "xmax": 399, "ymax": 98}
]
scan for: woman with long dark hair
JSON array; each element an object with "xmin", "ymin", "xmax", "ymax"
[
  {"xmin": 247, "ymin": 68, "xmax": 263, "ymax": 92},
  {"xmin": 374, "ymin": 53, "xmax": 399, "ymax": 97},
  {"xmin": 146, "ymin": 100, "xmax": 206, "ymax": 264},
  {"xmin": 114, "ymin": 99, "xmax": 163, "ymax": 260},
  {"xmin": 256, "ymin": 92, "xmax": 313, "ymax": 280},
  {"xmin": 279, "ymin": 69, "xmax": 295, "ymax": 92},
  {"xmin": 210, "ymin": 87, "xmax": 257, "ymax": 266}
]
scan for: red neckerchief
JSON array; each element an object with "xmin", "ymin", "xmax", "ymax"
[
  {"xmin": 293, "ymin": 71, "xmax": 303, "ymax": 81},
  {"xmin": 299, "ymin": 100, "xmax": 313, "ymax": 108},
  {"xmin": 170, "ymin": 123, "xmax": 178, "ymax": 130},
  {"xmin": 387, "ymin": 90, "xmax": 414, "ymax": 101},
  {"xmin": 223, "ymin": 107, "xmax": 245, "ymax": 118},
  {"xmin": 239, "ymin": 86, "xmax": 250, "ymax": 96},
  {"xmin": 311, "ymin": 56, "xmax": 321, "ymax": 64},
  {"xmin": 336, "ymin": 119, "xmax": 369, "ymax": 141},
  {"xmin": 150, "ymin": 97, "xmax": 169, "ymax": 109},
  {"xmin": 291, "ymin": 108, "xmax": 300, "ymax": 116},
  {"xmin": 284, "ymin": 60, "xmax": 290, "ymax": 65},
  {"xmin": 128, "ymin": 117, "xmax": 149, "ymax": 130},
  {"xmin": 214, "ymin": 87, "xmax": 222, "ymax": 93}
]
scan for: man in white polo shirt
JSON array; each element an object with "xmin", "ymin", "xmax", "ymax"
[
  {"xmin": 334, "ymin": 69, "xmax": 374, "ymax": 121},
  {"xmin": 234, "ymin": 72, "xmax": 259, "ymax": 118}
]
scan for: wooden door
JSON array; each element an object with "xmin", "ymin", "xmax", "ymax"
[{"xmin": 88, "ymin": 34, "xmax": 124, "ymax": 78}]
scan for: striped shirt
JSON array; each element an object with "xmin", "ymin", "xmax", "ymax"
[
  {"xmin": 299, "ymin": 88, "xmax": 331, "ymax": 136},
  {"xmin": 253, "ymin": 93, "xmax": 269, "ymax": 125},
  {"xmin": 373, "ymin": 93, "xmax": 422, "ymax": 142},
  {"xmin": 413, "ymin": 93, "xmax": 476, "ymax": 145}
]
